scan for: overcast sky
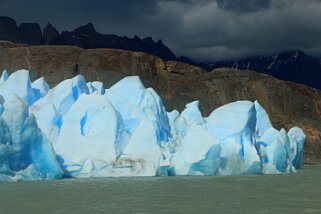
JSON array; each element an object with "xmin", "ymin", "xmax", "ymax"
[{"xmin": 1, "ymin": 0, "xmax": 321, "ymax": 62}]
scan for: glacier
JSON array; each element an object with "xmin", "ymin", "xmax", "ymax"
[{"xmin": 0, "ymin": 69, "xmax": 306, "ymax": 181}]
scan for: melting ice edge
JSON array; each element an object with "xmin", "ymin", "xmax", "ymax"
[{"xmin": 0, "ymin": 69, "xmax": 305, "ymax": 181}]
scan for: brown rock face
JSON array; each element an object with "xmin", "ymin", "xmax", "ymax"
[
  {"xmin": 0, "ymin": 44, "xmax": 205, "ymax": 99},
  {"xmin": 0, "ymin": 44, "xmax": 320, "ymax": 164},
  {"xmin": 0, "ymin": 40, "xmax": 27, "ymax": 49}
]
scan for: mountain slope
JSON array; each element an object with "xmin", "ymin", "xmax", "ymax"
[{"xmin": 209, "ymin": 50, "xmax": 321, "ymax": 90}]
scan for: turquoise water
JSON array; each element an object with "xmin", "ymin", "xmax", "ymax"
[{"xmin": 0, "ymin": 165, "xmax": 321, "ymax": 214}]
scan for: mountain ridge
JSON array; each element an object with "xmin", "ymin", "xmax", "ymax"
[
  {"xmin": 1, "ymin": 16, "xmax": 321, "ymax": 91},
  {"xmin": 209, "ymin": 50, "xmax": 321, "ymax": 90},
  {"xmin": 0, "ymin": 16, "xmax": 176, "ymax": 61}
]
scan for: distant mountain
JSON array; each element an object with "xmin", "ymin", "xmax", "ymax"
[
  {"xmin": 1, "ymin": 16, "xmax": 321, "ymax": 91},
  {"xmin": 208, "ymin": 50, "xmax": 321, "ymax": 90},
  {"xmin": 0, "ymin": 16, "xmax": 42, "ymax": 45},
  {"xmin": 0, "ymin": 16, "xmax": 176, "ymax": 61}
]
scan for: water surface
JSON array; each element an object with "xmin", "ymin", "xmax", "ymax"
[{"xmin": 1, "ymin": 165, "xmax": 321, "ymax": 214}]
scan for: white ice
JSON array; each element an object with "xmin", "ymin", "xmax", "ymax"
[
  {"xmin": 0, "ymin": 94, "xmax": 62, "ymax": 181},
  {"xmin": 205, "ymin": 101, "xmax": 261, "ymax": 175},
  {"xmin": 0, "ymin": 70, "xmax": 37, "ymax": 105},
  {"xmin": 32, "ymin": 77, "xmax": 50, "ymax": 99},
  {"xmin": 171, "ymin": 125, "xmax": 221, "ymax": 175},
  {"xmin": 54, "ymin": 94, "xmax": 124, "ymax": 177},
  {"xmin": 0, "ymin": 70, "xmax": 306, "ymax": 181}
]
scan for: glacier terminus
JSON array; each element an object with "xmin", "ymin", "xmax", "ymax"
[{"xmin": 0, "ymin": 69, "xmax": 305, "ymax": 181}]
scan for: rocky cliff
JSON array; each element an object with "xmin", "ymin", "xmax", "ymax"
[{"xmin": 0, "ymin": 42, "xmax": 320, "ymax": 164}]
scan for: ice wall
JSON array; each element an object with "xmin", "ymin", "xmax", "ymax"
[{"xmin": 0, "ymin": 70, "xmax": 306, "ymax": 181}]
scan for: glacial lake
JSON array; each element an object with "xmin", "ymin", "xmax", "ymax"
[{"xmin": 0, "ymin": 165, "xmax": 321, "ymax": 214}]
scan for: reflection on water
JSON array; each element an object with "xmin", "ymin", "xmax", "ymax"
[{"xmin": 0, "ymin": 165, "xmax": 321, "ymax": 214}]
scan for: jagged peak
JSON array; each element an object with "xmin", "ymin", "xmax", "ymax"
[
  {"xmin": 0, "ymin": 16, "xmax": 18, "ymax": 29},
  {"xmin": 19, "ymin": 22, "xmax": 40, "ymax": 27},
  {"xmin": 44, "ymin": 23, "xmax": 54, "ymax": 29},
  {"xmin": 0, "ymin": 16, "xmax": 17, "ymax": 23},
  {"xmin": 43, "ymin": 23, "xmax": 59, "ymax": 34},
  {"xmin": 277, "ymin": 50, "xmax": 306, "ymax": 59},
  {"xmin": 73, "ymin": 22, "xmax": 97, "ymax": 34},
  {"xmin": 18, "ymin": 23, "xmax": 42, "ymax": 33},
  {"xmin": 143, "ymin": 37, "xmax": 154, "ymax": 43},
  {"xmin": 133, "ymin": 35, "xmax": 140, "ymax": 40}
]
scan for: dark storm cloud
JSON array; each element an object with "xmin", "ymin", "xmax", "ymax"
[
  {"xmin": 215, "ymin": 0, "xmax": 271, "ymax": 13},
  {"xmin": 1, "ymin": 0, "xmax": 155, "ymax": 28},
  {"xmin": 1, "ymin": 0, "xmax": 321, "ymax": 61}
]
